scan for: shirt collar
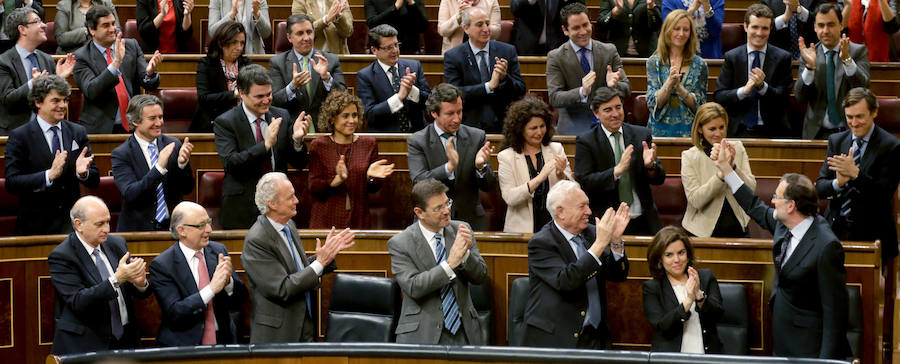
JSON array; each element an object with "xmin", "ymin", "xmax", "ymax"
[
  {"xmin": 434, "ymin": 123, "xmax": 454, "ymax": 137},
  {"xmin": 599, "ymin": 122, "xmax": 621, "ymax": 139},
  {"xmin": 468, "ymin": 40, "xmax": 489, "ymax": 56},
  {"xmin": 553, "ymin": 220, "xmax": 577, "ymax": 243},
  {"xmin": 377, "ymin": 59, "xmax": 399, "ymax": 75},
  {"xmin": 14, "ymin": 44, "xmax": 34, "ymax": 61},
  {"xmin": 418, "ymin": 221, "xmax": 443, "ymax": 242},
  {"xmin": 569, "ymin": 40, "xmax": 592, "ymax": 54},
  {"xmin": 857, "ymin": 123, "xmax": 875, "ymax": 143},
  {"xmin": 746, "ymin": 43, "xmax": 768, "ymax": 55},
  {"xmin": 294, "ymin": 48, "xmax": 314, "ymax": 61},
  {"xmin": 36, "ymin": 114, "xmax": 60, "ymax": 132},
  {"xmin": 790, "ymin": 216, "xmax": 815, "ymax": 242},
  {"xmin": 77, "ymin": 232, "xmax": 101, "ymax": 257},
  {"xmin": 134, "ymin": 133, "xmax": 156, "ymax": 150},
  {"xmin": 242, "ymin": 103, "xmax": 263, "ymax": 123},
  {"xmin": 266, "ymin": 216, "xmax": 286, "ymax": 233},
  {"xmin": 92, "ymin": 41, "xmax": 110, "ymax": 56},
  {"xmin": 178, "ymin": 241, "xmax": 204, "ymax": 263}
]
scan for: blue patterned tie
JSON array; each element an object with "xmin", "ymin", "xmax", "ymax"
[
  {"xmin": 840, "ymin": 138, "xmax": 865, "ymax": 217},
  {"xmin": 147, "ymin": 143, "xmax": 168, "ymax": 223},
  {"xmin": 27, "ymin": 52, "xmax": 40, "ymax": 72},
  {"xmin": 743, "ymin": 51, "xmax": 761, "ymax": 128},
  {"xmin": 788, "ymin": 16, "xmax": 800, "ymax": 60},
  {"xmin": 477, "ymin": 50, "xmax": 491, "ymax": 82},
  {"xmin": 571, "ymin": 235, "xmax": 602, "ymax": 328},
  {"xmin": 91, "ymin": 249, "xmax": 124, "ymax": 339},
  {"xmin": 282, "ymin": 226, "xmax": 313, "ymax": 317},
  {"xmin": 434, "ymin": 233, "xmax": 461, "ymax": 334},
  {"xmin": 825, "ymin": 50, "xmax": 841, "ymax": 128},
  {"xmin": 579, "ymin": 48, "xmax": 591, "ymax": 75},
  {"xmin": 49, "ymin": 126, "xmax": 61, "ymax": 154}
]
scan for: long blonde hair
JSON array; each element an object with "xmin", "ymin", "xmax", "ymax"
[{"xmin": 655, "ymin": 10, "xmax": 698, "ymax": 68}]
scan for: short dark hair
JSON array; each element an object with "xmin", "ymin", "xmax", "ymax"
[
  {"xmin": 411, "ymin": 178, "xmax": 449, "ymax": 211},
  {"xmin": 29, "ymin": 75, "xmax": 71, "ymax": 112},
  {"xmin": 208, "ymin": 20, "xmax": 245, "ymax": 60},
  {"xmin": 126, "ymin": 94, "xmax": 163, "ymax": 130},
  {"xmin": 4, "ymin": 7, "xmax": 38, "ymax": 41},
  {"xmin": 236, "ymin": 64, "xmax": 272, "ymax": 94},
  {"xmin": 744, "ymin": 3, "xmax": 774, "ymax": 24},
  {"xmin": 842, "ymin": 87, "xmax": 878, "ymax": 113},
  {"xmin": 85, "ymin": 5, "xmax": 115, "ymax": 31},
  {"xmin": 647, "ymin": 226, "xmax": 695, "ymax": 279},
  {"xmin": 502, "ymin": 97, "xmax": 554, "ymax": 153},
  {"xmin": 589, "ymin": 88, "xmax": 623, "ymax": 112},
  {"xmin": 425, "ymin": 83, "xmax": 464, "ymax": 114},
  {"xmin": 286, "ymin": 13, "xmax": 313, "ymax": 34},
  {"xmin": 560, "ymin": 2, "xmax": 588, "ymax": 30},
  {"xmin": 781, "ymin": 173, "xmax": 819, "ymax": 217},
  {"xmin": 368, "ymin": 24, "xmax": 398, "ymax": 49},
  {"xmin": 815, "ymin": 2, "xmax": 843, "ymax": 23},
  {"xmin": 318, "ymin": 90, "xmax": 366, "ymax": 132}
]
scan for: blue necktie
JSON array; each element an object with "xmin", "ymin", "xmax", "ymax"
[
  {"xmin": 825, "ymin": 50, "xmax": 841, "ymax": 128},
  {"xmin": 49, "ymin": 126, "xmax": 61, "ymax": 154},
  {"xmin": 788, "ymin": 16, "xmax": 800, "ymax": 60},
  {"xmin": 578, "ymin": 48, "xmax": 591, "ymax": 75},
  {"xmin": 477, "ymin": 50, "xmax": 490, "ymax": 82},
  {"xmin": 434, "ymin": 233, "xmax": 462, "ymax": 334},
  {"xmin": 147, "ymin": 143, "xmax": 168, "ymax": 223},
  {"xmin": 91, "ymin": 249, "xmax": 124, "ymax": 339},
  {"xmin": 840, "ymin": 138, "xmax": 865, "ymax": 217},
  {"xmin": 282, "ymin": 226, "xmax": 313, "ymax": 317},
  {"xmin": 572, "ymin": 235, "xmax": 602, "ymax": 328},
  {"xmin": 26, "ymin": 52, "xmax": 40, "ymax": 72},
  {"xmin": 743, "ymin": 51, "xmax": 761, "ymax": 128}
]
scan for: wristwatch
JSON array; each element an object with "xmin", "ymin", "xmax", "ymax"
[{"xmin": 696, "ymin": 290, "xmax": 707, "ymax": 303}]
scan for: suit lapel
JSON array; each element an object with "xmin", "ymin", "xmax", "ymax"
[
  {"xmin": 261, "ymin": 216, "xmax": 299, "ymax": 272},
  {"xmin": 173, "ymin": 244, "xmax": 200, "ymax": 295},
  {"xmin": 59, "ymin": 121, "xmax": 74, "ymax": 153},
  {"xmin": 549, "ymin": 223, "xmax": 578, "ymax": 263},
  {"xmin": 8, "ymin": 51, "xmax": 28, "ymax": 84},
  {"xmin": 428, "ymin": 125, "xmax": 448, "ymax": 166},
  {"xmin": 737, "ymin": 49, "xmax": 750, "ymax": 85},
  {"xmin": 288, "ymin": 221, "xmax": 310, "ymax": 265},
  {"xmin": 27, "ymin": 118, "xmax": 53, "ymax": 164},
  {"xmin": 70, "ymin": 233, "xmax": 103, "ymax": 284},
  {"xmin": 781, "ymin": 223, "xmax": 817, "ymax": 275},
  {"xmin": 309, "ymin": 50, "xmax": 322, "ymax": 102},
  {"xmin": 661, "ymin": 277, "xmax": 681, "ymax": 310},
  {"xmin": 204, "ymin": 247, "xmax": 219, "ymax": 283},
  {"xmin": 89, "ymin": 44, "xmax": 109, "ymax": 78},
  {"xmin": 129, "ymin": 135, "xmax": 151, "ymax": 177},
  {"xmin": 858, "ymin": 129, "xmax": 879, "ymax": 172},
  {"xmin": 456, "ymin": 126, "xmax": 471, "ymax": 168},
  {"xmin": 374, "ymin": 61, "xmax": 392, "ymax": 98},
  {"xmin": 412, "ymin": 224, "xmax": 438, "ymax": 271},
  {"xmin": 102, "ymin": 241, "xmax": 120, "ymax": 275}
]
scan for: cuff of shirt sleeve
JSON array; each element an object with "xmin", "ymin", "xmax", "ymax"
[
  {"xmin": 107, "ymin": 64, "xmax": 121, "ymax": 76},
  {"xmin": 387, "ymin": 94, "xmax": 404, "ymax": 113},
  {"xmin": 408, "ymin": 86, "xmax": 421, "ymax": 102},
  {"xmin": 798, "ymin": 6, "xmax": 809, "ymax": 21},
  {"xmin": 579, "ymin": 87, "xmax": 588, "ymax": 103},
  {"xmin": 224, "ymin": 277, "xmax": 235, "ymax": 296},
  {"xmin": 155, "ymin": 163, "xmax": 168, "ymax": 175},
  {"xmin": 135, "ymin": 280, "xmax": 150, "ymax": 292},
  {"xmin": 285, "ymin": 84, "xmax": 297, "ymax": 101},
  {"xmin": 759, "ymin": 82, "xmax": 769, "ymax": 95},
  {"xmin": 200, "ymin": 286, "xmax": 214, "ymax": 304},
  {"xmin": 801, "ymin": 68, "xmax": 814, "ymax": 85},
  {"xmin": 484, "ymin": 83, "xmax": 493, "ymax": 94},
  {"xmin": 45, "ymin": 170, "xmax": 53, "ymax": 187},
  {"xmin": 587, "ymin": 249, "xmax": 603, "ymax": 266},
  {"xmin": 440, "ymin": 260, "xmax": 457, "ymax": 280},
  {"xmin": 843, "ymin": 59, "xmax": 858, "ymax": 76},
  {"xmin": 724, "ymin": 170, "xmax": 744, "ymax": 193},
  {"xmin": 612, "ymin": 249, "xmax": 625, "ymax": 261},
  {"xmin": 323, "ymin": 76, "xmax": 333, "ymax": 91},
  {"xmin": 445, "ymin": 164, "xmax": 456, "ymax": 180},
  {"xmin": 736, "ymin": 87, "xmax": 747, "ymax": 100},
  {"xmin": 775, "ymin": 15, "xmax": 787, "ymax": 29},
  {"xmin": 832, "ymin": 178, "xmax": 843, "ymax": 192},
  {"xmin": 310, "ymin": 260, "xmax": 325, "ymax": 276},
  {"xmin": 76, "ymin": 170, "xmax": 90, "ymax": 181}
]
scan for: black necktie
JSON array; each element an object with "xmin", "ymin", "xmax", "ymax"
[
  {"xmin": 774, "ymin": 231, "xmax": 793, "ymax": 273},
  {"xmin": 743, "ymin": 51, "xmax": 761, "ymax": 128}
]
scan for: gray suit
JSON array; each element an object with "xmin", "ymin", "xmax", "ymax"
[
  {"xmin": 270, "ymin": 48, "xmax": 346, "ymax": 125},
  {"xmin": 241, "ymin": 215, "xmax": 334, "ymax": 343},
  {"xmin": 794, "ymin": 42, "xmax": 870, "ymax": 139},
  {"xmin": 0, "ymin": 47, "xmax": 56, "ymax": 134},
  {"xmin": 547, "ymin": 39, "xmax": 631, "ymax": 135},
  {"xmin": 388, "ymin": 220, "xmax": 489, "ymax": 344}
]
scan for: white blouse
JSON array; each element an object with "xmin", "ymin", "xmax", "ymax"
[{"xmin": 672, "ymin": 283, "xmax": 705, "ymax": 353}]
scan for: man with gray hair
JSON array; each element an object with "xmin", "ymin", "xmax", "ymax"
[
  {"xmin": 111, "ymin": 94, "xmax": 195, "ymax": 232},
  {"xmin": 148, "ymin": 201, "xmax": 247, "ymax": 346},
  {"xmin": 242, "ymin": 172, "xmax": 355, "ymax": 343},
  {"xmin": 0, "ymin": 6, "xmax": 73, "ymax": 134},
  {"xmin": 524, "ymin": 180, "xmax": 630, "ymax": 349}
]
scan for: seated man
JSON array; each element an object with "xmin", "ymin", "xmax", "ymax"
[{"xmin": 111, "ymin": 94, "xmax": 194, "ymax": 232}]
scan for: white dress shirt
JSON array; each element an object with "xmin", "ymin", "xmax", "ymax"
[
  {"xmin": 377, "ymin": 59, "xmax": 421, "ymax": 113},
  {"xmin": 417, "ymin": 222, "xmax": 469, "ymax": 280},
  {"xmin": 267, "ymin": 217, "xmax": 324, "ymax": 276}
]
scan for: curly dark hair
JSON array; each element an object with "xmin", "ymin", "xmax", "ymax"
[
  {"xmin": 501, "ymin": 97, "xmax": 554, "ymax": 153},
  {"xmin": 317, "ymin": 90, "xmax": 366, "ymax": 133}
]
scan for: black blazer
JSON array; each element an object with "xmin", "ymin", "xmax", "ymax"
[
  {"xmin": 72, "ymin": 39, "xmax": 160, "ymax": 134},
  {"xmin": 761, "ymin": 0, "xmax": 822, "ymax": 55},
  {"xmin": 443, "ymin": 40, "xmax": 527, "ymax": 133},
  {"xmin": 213, "ymin": 105, "xmax": 309, "ymax": 230},
  {"xmin": 356, "ymin": 58, "xmax": 430, "ymax": 133},
  {"xmin": 4, "ymin": 118, "xmax": 99, "ymax": 235},
  {"xmin": 510, "ymin": 0, "xmax": 583, "ymax": 55},
  {"xmin": 815, "ymin": 126, "xmax": 900, "ymax": 263},
  {"xmin": 48, "ymin": 234, "xmax": 151, "ymax": 355},
  {"xmin": 190, "ymin": 55, "xmax": 252, "ymax": 132},
  {"xmin": 574, "ymin": 123, "xmax": 665, "ymax": 229},
  {"xmin": 364, "ymin": 0, "xmax": 427, "ymax": 52},
  {"xmin": 135, "ymin": 0, "xmax": 193, "ymax": 52},
  {"xmin": 523, "ymin": 222, "xmax": 629, "ymax": 348},
  {"xmin": 148, "ymin": 241, "xmax": 248, "ymax": 346},
  {"xmin": 0, "ymin": 46, "xmax": 56, "ymax": 133},
  {"xmin": 715, "ymin": 44, "xmax": 794, "ymax": 138},
  {"xmin": 596, "ymin": 0, "xmax": 661, "ymax": 57},
  {"xmin": 732, "ymin": 183, "xmax": 851, "ymax": 359},
  {"xmin": 110, "ymin": 134, "xmax": 195, "ymax": 232},
  {"xmin": 269, "ymin": 48, "xmax": 346, "ymax": 124},
  {"xmin": 642, "ymin": 269, "xmax": 724, "ymax": 353}
]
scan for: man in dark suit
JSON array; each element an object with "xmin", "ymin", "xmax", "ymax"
[
  {"xmin": 48, "ymin": 196, "xmax": 151, "ymax": 355},
  {"xmin": 388, "ymin": 178, "xmax": 489, "ymax": 344},
  {"xmin": 547, "ymin": 2, "xmax": 630, "ymax": 135},
  {"xmin": 816, "ymin": 88, "xmax": 900, "ymax": 265},
  {"xmin": 111, "ymin": 95, "xmax": 195, "ymax": 232},
  {"xmin": 715, "ymin": 4, "xmax": 794, "ymax": 138},
  {"xmin": 72, "ymin": 5, "xmax": 162, "ymax": 134},
  {"xmin": 574, "ymin": 88, "xmax": 664, "ymax": 236},
  {"xmin": 524, "ymin": 180, "xmax": 629, "ymax": 349},
  {"xmin": 511, "ymin": 0, "xmax": 582, "ymax": 55},
  {"xmin": 713, "ymin": 144, "xmax": 851, "ymax": 359},
  {"xmin": 270, "ymin": 13, "xmax": 345, "ymax": 131},
  {"xmin": 444, "ymin": 7, "xmax": 526, "ymax": 133},
  {"xmin": 407, "ymin": 83, "xmax": 496, "ymax": 231},
  {"xmin": 0, "ymin": 7, "xmax": 75, "ymax": 135},
  {"xmin": 0, "ymin": 0, "xmax": 44, "ymax": 53},
  {"xmin": 364, "ymin": 0, "xmax": 427, "ymax": 54},
  {"xmin": 794, "ymin": 3, "xmax": 870, "ymax": 139},
  {"xmin": 357, "ymin": 24, "xmax": 430, "ymax": 133},
  {"xmin": 214, "ymin": 64, "xmax": 310, "ymax": 230},
  {"xmin": 761, "ymin": 0, "xmax": 823, "ymax": 60},
  {"xmin": 242, "ymin": 172, "xmax": 355, "ymax": 343},
  {"xmin": 148, "ymin": 201, "xmax": 248, "ymax": 346},
  {"xmin": 5, "ymin": 75, "xmax": 99, "ymax": 235}
]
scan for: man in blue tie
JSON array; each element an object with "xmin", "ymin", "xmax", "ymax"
[{"xmin": 388, "ymin": 178, "xmax": 489, "ymax": 345}]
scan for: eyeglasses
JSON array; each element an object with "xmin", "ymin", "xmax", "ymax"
[
  {"xmin": 431, "ymin": 199, "xmax": 453, "ymax": 213},
  {"xmin": 24, "ymin": 19, "xmax": 42, "ymax": 26},
  {"xmin": 182, "ymin": 218, "xmax": 213, "ymax": 229},
  {"xmin": 376, "ymin": 42, "xmax": 401, "ymax": 51},
  {"xmin": 771, "ymin": 194, "xmax": 788, "ymax": 202}
]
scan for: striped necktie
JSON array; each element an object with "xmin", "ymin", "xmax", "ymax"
[
  {"xmin": 147, "ymin": 143, "xmax": 168, "ymax": 223},
  {"xmin": 434, "ymin": 233, "xmax": 461, "ymax": 334}
]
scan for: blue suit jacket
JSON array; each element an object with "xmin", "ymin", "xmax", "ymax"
[
  {"xmin": 148, "ymin": 241, "xmax": 248, "ymax": 347},
  {"xmin": 443, "ymin": 40, "xmax": 526, "ymax": 133},
  {"xmin": 111, "ymin": 134, "xmax": 195, "ymax": 232},
  {"xmin": 356, "ymin": 58, "xmax": 430, "ymax": 133}
]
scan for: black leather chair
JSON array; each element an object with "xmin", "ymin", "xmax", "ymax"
[
  {"xmin": 469, "ymin": 282, "xmax": 493, "ymax": 344},
  {"xmin": 507, "ymin": 277, "xmax": 529, "ymax": 346},
  {"xmin": 325, "ymin": 274, "xmax": 401, "ymax": 342},
  {"xmin": 716, "ymin": 283, "xmax": 749, "ymax": 355},
  {"xmin": 846, "ymin": 285, "xmax": 862, "ymax": 360}
]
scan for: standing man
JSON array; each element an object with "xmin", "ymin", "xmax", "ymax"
[
  {"xmin": 407, "ymin": 83, "xmax": 496, "ymax": 231},
  {"xmin": 270, "ymin": 13, "xmax": 345, "ymax": 130},
  {"xmin": 73, "ymin": 5, "xmax": 163, "ymax": 134},
  {"xmin": 388, "ymin": 178, "xmax": 489, "ymax": 344},
  {"xmin": 364, "ymin": 0, "xmax": 427, "ymax": 54},
  {"xmin": 0, "ymin": 7, "xmax": 75, "ymax": 134},
  {"xmin": 214, "ymin": 64, "xmax": 311, "ymax": 230},
  {"xmin": 0, "ymin": 0, "xmax": 44, "ymax": 54},
  {"xmin": 48, "ymin": 196, "xmax": 151, "ymax": 355},
  {"xmin": 5, "ymin": 74, "xmax": 99, "ymax": 235},
  {"xmin": 511, "ymin": 0, "xmax": 582, "ymax": 56},
  {"xmin": 816, "ymin": 88, "xmax": 900, "ymax": 265},
  {"xmin": 575, "ymin": 89, "xmax": 664, "ymax": 236},
  {"xmin": 524, "ymin": 180, "xmax": 630, "ymax": 348},
  {"xmin": 149, "ymin": 201, "xmax": 248, "ymax": 346},
  {"xmin": 242, "ymin": 172, "xmax": 355, "ymax": 343},
  {"xmin": 715, "ymin": 4, "xmax": 794, "ymax": 138},
  {"xmin": 794, "ymin": 3, "xmax": 870, "ymax": 139},
  {"xmin": 356, "ymin": 24, "xmax": 430, "ymax": 133},
  {"xmin": 761, "ymin": 0, "xmax": 823, "ymax": 60},
  {"xmin": 111, "ymin": 95, "xmax": 195, "ymax": 232},
  {"xmin": 712, "ymin": 142, "xmax": 851, "ymax": 359},
  {"xmin": 547, "ymin": 2, "xmax": 630, "ymax": 135},
  {"xmin": 444, "ymin": 7, "xmax": 526, "ymax": 133}
]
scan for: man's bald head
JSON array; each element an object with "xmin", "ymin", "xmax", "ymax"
[
  {"xmin": 70, "ymin": 196, "xmax": 111, "ymax": 247},
  {"xmin": 170, "ymin": 201, "xmax": 213, "ymax": 249}
]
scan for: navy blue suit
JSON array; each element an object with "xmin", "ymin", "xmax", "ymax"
[
  {"xmin": 148, "ymin": 241, "xmax": 248, "ymax": 347},
  {"xmin": 443, "ymin": 40, "xmax": 527, "ymax": 133},
  {"xmin": 356, "ymin": 58, "xmax": 430, "ymax": 133},
  {"xmin": 715, "ymin": 44, "xmax": 794, "ymax": 138},
  {"xmin": 111, "ymin": 134, "xmax": 195, "ymax": 232}
]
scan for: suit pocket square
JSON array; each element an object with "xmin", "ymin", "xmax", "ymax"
[{"xmin": 71, "ymin": 141, "xmax": 80, "ymax": 151}]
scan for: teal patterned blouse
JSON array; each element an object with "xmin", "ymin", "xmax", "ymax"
[{"xmin": 646, "ymin": 54, "xmax": 708, "ymax": 137}]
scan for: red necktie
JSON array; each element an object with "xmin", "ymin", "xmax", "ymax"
[
  {"xmin": 105, "ymin": 48, "xmax": 131, "ymax": 132},
  {"xmin": 194, "ymin": 251, "xmax": 217, "ymax": 345}
]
